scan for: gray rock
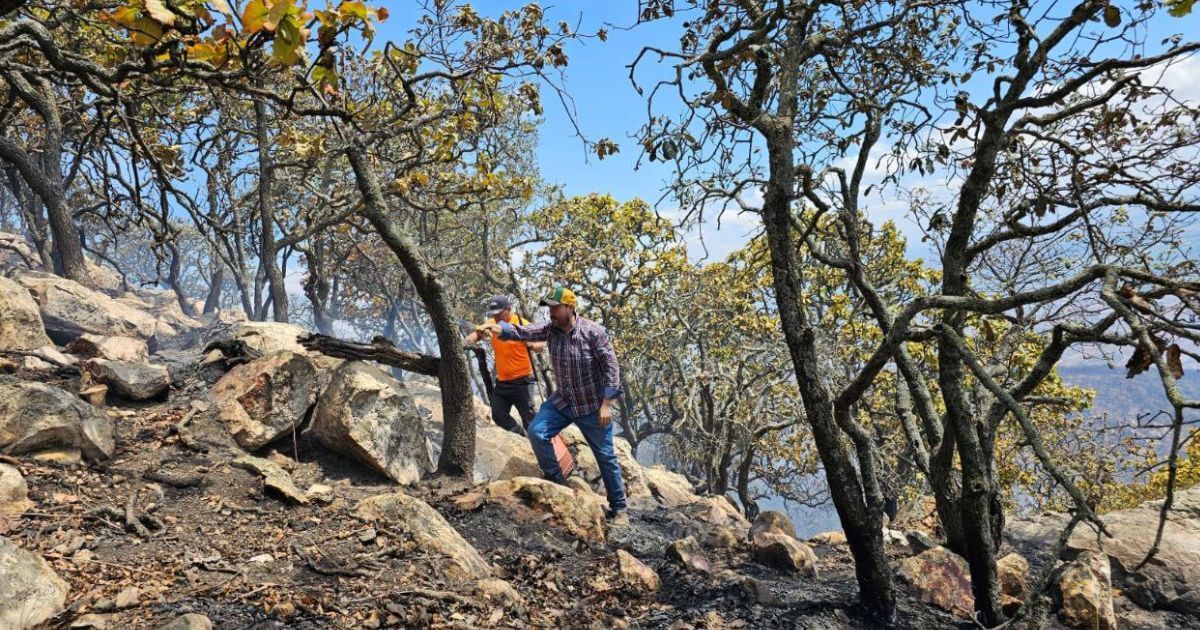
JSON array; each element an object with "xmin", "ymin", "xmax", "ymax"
[
  {"xmin": 1065, "ymin": 487, "xmax": 1200, "ymax": 615},
  {"xmin": 666, "ymin": 536, "xmax": 711, "ymax": 574},
  {"xmin": 82, "ymin": 359, "xmax": 170, "ymax": 401},
  {"xmin": 65, "ymin": 334, "xmax": 149, "ymax": 362},
  {"xmin": 906, "ymin": 530, "xmax": 938, "ymax": 554},
  {"xmin": 0, "ymin": 382, "xmax": 114, "ymax": 460},
  {"xmin": 0, "ymin": 275, "xmax": 52, "ymax": 350},
  {"xmin": 0, "ymin": 537, "xmax": 70, "ymax": 629},
  {"xmin": 157, "ymin": 613, "xmax": 213, "ymax": 630},
  {"xmin": 355, "ymin": 492, "xmax": 492, "ymax": 580},
  {"xmin": 231, "ymin": 455, "xmax": 309, "ymax": 505},
  {"xmin": 310, "ymin": 361, "xmax": 433, "ymax": 484},
  {"xmin": 0, "ymin": 463, "xmax": 32, "ymax": 515},
  {"xmin": 750, "ymin": 510, "xmax": 797, "ymax": 539},
  {"xmin": 13, "ymin": 271, "xmax": 156, "ymax": 342}
]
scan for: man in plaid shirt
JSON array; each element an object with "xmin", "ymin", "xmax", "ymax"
[{"xmin": 479, "ymin": 286, "xmax": 628, "ymax": 525}]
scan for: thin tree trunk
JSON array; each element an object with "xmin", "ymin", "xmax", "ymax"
[
  {"xmin": 203, "ymin": 262, "xmax": 224, "ymax": 314},
  {"xmin": 346, "ymin": 146, "xmax": 476, "ymax": 477},
  {"xmin": 253, "ymin": 95, "xmax": 288, "ymax": 323}
]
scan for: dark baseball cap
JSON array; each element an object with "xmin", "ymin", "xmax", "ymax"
[{"xmin": 485, "ymin": 295, "xmax": 512, "ymax": 316}]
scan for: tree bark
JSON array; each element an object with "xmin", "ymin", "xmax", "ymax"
[
  {"xmin": 0, "ymin": 73, "xmax": 88, "ymax": 285},
  {"xmin": 346, "ymin": 145, "xmax": 477, "ymax": 477},
  {"xmin": 742, "ymin": 23, "xmax": 895, "ymax": 620},
  {"xmin": 252, "ymin": 95, "xmax": 288, "ymax": 323},
  {"xmin": 203, "ymin": 262, "xmax": 224, "ymax": 314}
]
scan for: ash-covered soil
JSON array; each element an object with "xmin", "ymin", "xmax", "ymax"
[{"xmin": 4, "ymin": 360, "xmax": 968, "ymax": 629}]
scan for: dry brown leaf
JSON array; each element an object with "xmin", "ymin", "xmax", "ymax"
[{"xmin": 1167, "ymin": 344, "xmax": 1184, "ymax": 380}]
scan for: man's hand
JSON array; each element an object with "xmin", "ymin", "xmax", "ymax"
[
  {"xmin": 598, "ymin": 399, "xmax": 614, "ymax": 428},
  {"xmin": 479, "ymin": 322, "xmax": 503, "ymax": 337},
  {"xmin": 528, "ymin": 341, "xmax": 547, "ymax": 353}
]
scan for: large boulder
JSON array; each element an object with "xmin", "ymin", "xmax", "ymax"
[
  {"xmin": 472, "ymin": 425, "xmax": 542, "ymax": 482},
  {"xmin": 1064, "ymin": 486, "xmax": 1200, "ymax": 614},
  {"xmin": 229, "ymin": 321, "xmax": 313, "ymax": 356},
  {"xmin": 13, "ymin": 271, "xmax": 157, "ymax": 342},
  {"xmin": 642, "ymin": 465, "xmax": 697, "ymax": 507},
  {"xmin": 486, "ymin": 477, "xmax": 608, "ymax": 544},
  {"xmin": 82, "ymin": 359, "xmax": 171, "ymax": 401},
  {"xmin": 0, "ymin": 463, "xmax": 32, "ymax": 515},
  {"xmin": 0, "ymin": 537, "xmax": 69, "ymax": 629},
  {"xmin": 751, "ymin": 531, "xmax": 818, "ymax": 577},
  {"xmin": 897, "ymin": 546, "xmax": 974, "ymax": 619},
  {"xmin": 354, "ymin": 492, "xmax": 492, "ymax": 580},
  {"xmin": 408, "ymin": 379, "xmax": 494, "ymax": 432},
  {"xmin": 311, "ymin": 361, "xmax": 433, "ymax": 484},
  {"xmin": 212, "ymin": 351, "xmax": 318, "ymax": 451},
  {"xmin": 0, "ymin": 276, "xmax": 52, "ymax": 350},
  {"xmin": 1059, "ymin": 550, "xmax": 1116, "ymax": 630},
  {"xmin": 65, "ymin": 334, "xmax": 149, "ymax": 362},
  {"xmin": 0, "ymin": 382, "xmax": 114, "ymax": 460}
]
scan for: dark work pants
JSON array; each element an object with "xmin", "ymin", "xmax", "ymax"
[{"xmin": 490, "ymin": 378, "xmax": 535, "ymax": 436}]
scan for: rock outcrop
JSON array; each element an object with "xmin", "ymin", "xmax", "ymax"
[
  {"xmin": 310, "ymin": 361, "xmax": 433, "ymax": 484},
  {"xmin": 642, "ymin": 465, "xmax": 696, "ymax": 507},
  {"xmin": 13, "ymin": 271, "xmax": 157, "ymax": 342},
  {"xmin": 0, "ymin": 382, "xmax": 114, "ymax": 461},
  {"xmin": 1064, "ymin": 486, "xmax": 1200, "ymax": 615}
]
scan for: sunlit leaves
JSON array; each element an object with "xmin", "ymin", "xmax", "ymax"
[{"xmin": 1166, "ymin": 0, "xmax": 1197, "ymax": 17}]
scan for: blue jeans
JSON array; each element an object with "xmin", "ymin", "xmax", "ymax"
[{"xmin": 528, "ymin": 401, "xmax": 627, "ymax": 513}]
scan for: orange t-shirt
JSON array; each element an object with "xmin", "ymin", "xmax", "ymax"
[{"xmin": 487, "ymin": 314, "xmax": 533, "ymax": 382}]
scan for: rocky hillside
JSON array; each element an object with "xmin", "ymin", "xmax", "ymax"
[{"xmin": 1, "ymin": 268, "xmax": 1197, "ymax": 629}]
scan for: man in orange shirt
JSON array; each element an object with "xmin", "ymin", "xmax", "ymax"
[{"xmin": 465, "ymin": 295, "xmax": 545, "ymax": 436}]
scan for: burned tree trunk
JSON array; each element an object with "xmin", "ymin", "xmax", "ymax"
[{"xmin": 297, "ymin": 333, "xmax": 439, "ymax": 376}]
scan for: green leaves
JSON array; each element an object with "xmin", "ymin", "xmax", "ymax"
[{"xmin": 1166, "ymin": 0, "xmax": 1197, "ymax": 17}]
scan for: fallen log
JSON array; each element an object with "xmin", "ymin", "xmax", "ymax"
[{"xmin": 297, "ymin": 333, "xmax": 441, "ymax": 376}]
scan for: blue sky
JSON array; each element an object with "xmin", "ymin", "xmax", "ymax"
[{"xmin": 374, "ymin": 2, "xmax": 1200, "ymax": 264}]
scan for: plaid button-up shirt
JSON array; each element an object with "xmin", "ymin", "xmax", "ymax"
[{"xmin": 499, "ymin": 316, "xmax": 622, "ymax": 418}]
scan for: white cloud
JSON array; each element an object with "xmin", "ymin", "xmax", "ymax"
[{"xmin": 1157, "ymin": 55, "xmax": 1200, "ymax": 105}]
